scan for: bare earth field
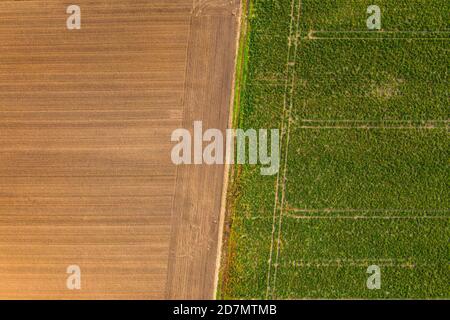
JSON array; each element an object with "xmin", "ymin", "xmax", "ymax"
[{"xmin": 0, "ymin": 0, "xmax": 240, "ymax": 299}]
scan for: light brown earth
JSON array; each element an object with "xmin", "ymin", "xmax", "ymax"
[{"xmin": 0, "ymin": 0, "xmax": 240, "ymax": 299}]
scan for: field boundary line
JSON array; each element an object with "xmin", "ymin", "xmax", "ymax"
[
  {"xmin": 253, "ymin": 35, "xmax": 450, "ymax": 40},
  {"xmin": 285, "ymin": 214, "xmax": 449, "ymax": 220},
  {"xmin": 285, "ymin": 208, "xmax": 450, "ymax": 213},
  {"xmin": 308, "ymin": 30, "xmax": 450, "ymax": 34},
  {"xmin": 265, "ymin": 0, "xmax": 298, "ymax": 299},
  {"xmin": 295, "ymin": 126, "xmax": 447, "ymax": 129},
  {"xmin": 270, "ymin": 0, "xmax": 302, "ymax": 298},
  {"xmin": 255, "ymin": 30, "xmax": 450, "ymax": 34},
  {"xmin": 305, "ymin": 30, "xmax": 450, "ymax": 39},
  {"xmin": 304, "ymin": 37, "xmax": 450, "ymax": 40},
  {"xmin": 295, "ymin": 119, "xmax": 449, "ymax": 129},
  {"xmin": 300, "ymin": 119, "xmax": 449, "ymax": 123},
  {"xmin": 282, "ymin": 261, "xmax": 437, "ymax": 268}
]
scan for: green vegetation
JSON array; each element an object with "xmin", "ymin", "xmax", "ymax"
[
  {"xmin": 300, "ymin": 0, "xmax": 449, "ymax": 31},
  {"xmin": 286, "ymin": 129, "xmax": 449, "ymax": 210},
  {"xmin": 220, "ymin": 0, "xmax": 449, "ymax": 299},
  {"xmin": 276, "ymin": 218, "xmax": 449, "ymax": 298},
  {"xmin": 293, "ymin": 39, "xmax": 448, "ymax": 120}
]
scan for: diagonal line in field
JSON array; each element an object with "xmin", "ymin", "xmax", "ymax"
[{"xmin": 265, "ymin": 0, "xmax": 298, "ymax": 299}]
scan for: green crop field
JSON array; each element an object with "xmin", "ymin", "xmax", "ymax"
[{"xmin": 220, "ymin": 0, "xmax": 449, "ymax": 299}]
